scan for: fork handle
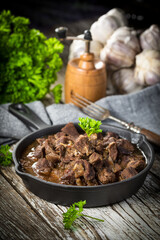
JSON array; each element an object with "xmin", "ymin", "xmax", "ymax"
[
  {"xmin": 108, "ymin": 115, "xmax": 160, "ymax": 146},
  {"xmin": 140, "ymin": 128, "xmax": 160, "ymax": 147}
]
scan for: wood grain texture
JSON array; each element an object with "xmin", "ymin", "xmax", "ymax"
[{"xmin": 0, "ymin": 153, "xmax": 160, "ymax": 240}]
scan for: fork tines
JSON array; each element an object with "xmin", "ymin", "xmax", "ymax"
[{"xmin": 71, "ymin": 92, "xmax": 105, "ymax": 120}]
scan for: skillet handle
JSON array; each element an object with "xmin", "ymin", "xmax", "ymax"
[{"xmin": 9, "ymin": 103, "xmax": 50, "ymax": 131}]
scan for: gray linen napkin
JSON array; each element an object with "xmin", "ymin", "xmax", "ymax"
[
  {"xmin": 0, "ymin": 101, "xmax": 50, "ymax": 145},
  {"xmin": 0, "ymin": 83, "xmax": 160, "ymax": 145},
  {"xmin": 46, "ymin": 83, "xmax": 160, "ymax": 135}
]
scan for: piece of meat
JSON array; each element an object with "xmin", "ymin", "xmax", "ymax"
[
  {"xmin": 83, "ymin": 160, "xmax": 95, "ymax": 181},
  {"xmin": 54, "ymin": 132, "xmax": 66, "ymax": 139},
  {"xmin": 98, "ymin": 168, "xmax": 116, "ymax": 184},
  {"xmin": 112, "ymin": 163, "xmax": 122, "ymax": 173},
  {"xmin": 89, "ymin": 133, "xmax": 98, "ymax": 146},
  {"xmin": 32, "ymin": 158, "xmax": 51, "ymax": 176},
  {"xmin": 120, "ymin": 167, "xmax": 137, "ymax": 180},
  {"xmin": 119, "ymin": 155, "xmax": 131, "ymax": 169},
  {"xmin": 72, "ymin": 160, "xmax": 85, "ymax": 178},
  {"xmin": 55, "ymin": 135, "xmax": 71, "ymax": 147},
  {"xmin": 104, "ymin": 132, "xmax": 119, "ymax": 142},
  {"xmin": 74, "ymin": 135, "xmax": 94, "ymax": 156},
  {"xmin": 60, "ymin": 169, "xmax": 75, "ymax": 185},
  {"xmin": 103, "ymin": 137, "xmax": 117, "ymax": 147},
  {"xmin": 56, "ymin": 145, "xmax": 66, "ymax": 157},
  {"xmin": 44, "ymin": 139, "xmax": 54, "ymax": 155},
  {"xmin": 34, "ymin": 145, "xmax": 45, "ymax": 159},
  {"xmin": 46, "ymin": 152, "xmax": 60, "ymax": 166},
  {"xmin": 61, "ymin": 122, "xmax": 79, "ymax": 140},
  {"xmin": 36, "ymin": 138, "xmax": 46, "ymax": 145},
  {"xmin": 76, "ymin": 177, "xmax": 86, "ymax": 186},
  {"xmin": 116, "ymin": 139, "xmax": 134, "ymax": 154},
  {"xmin": 89, "ymin": 152, "xmax": 103, "ymax": 170},
  {"xmin": 47, "ymin": 135, "xmax": 56, "ymax": 147},
  {"xmin": 127, "ymin": 159, "xmax": 145, "ymax": 172},
  {"xmin": 108, "ymin": 142, "xmax": 118, "ymax": 162}
]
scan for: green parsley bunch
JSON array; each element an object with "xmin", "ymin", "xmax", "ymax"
[{"xmin": 0, "ymin": 10, "xmax": 64, "ymax": 103}]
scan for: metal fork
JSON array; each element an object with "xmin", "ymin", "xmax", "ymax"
[{"xmin": 71, "ymin": 92, "xmax": 160, "ymax": 146}]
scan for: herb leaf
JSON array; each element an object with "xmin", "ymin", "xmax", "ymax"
[
  {"xmin": 0, "ymin": 144, "xmax": 12, "ymax": 166},
  {"xmin": 63, "ymin": 200, "xmax": 104, "ymax": 229},
  {"xmin": 78, "ymin": 117, "xmax": 102, "ymax": 137},
  {"xmin": 52, "ymin": 84, "xmax": 62, "ymax": 103}
]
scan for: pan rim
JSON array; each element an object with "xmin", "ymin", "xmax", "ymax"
[{"xmin": 13, "ymin": 123, "xmax": 154, "ymax": 190}]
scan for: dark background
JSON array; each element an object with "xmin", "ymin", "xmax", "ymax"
[{"xmin": 1, "ymin": 0, "xmax": 160, "ymax": 36}]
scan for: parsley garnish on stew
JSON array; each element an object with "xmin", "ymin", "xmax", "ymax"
[{"xmin": 78, "ymin": 117, "xmax": 102, "ymax": 137}]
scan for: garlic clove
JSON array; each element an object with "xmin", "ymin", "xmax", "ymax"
[
  {"xmin": 90, "ymin": 8, "xmax": 127, "ymax": 45},
  {"xmin": 140, "ymin": 25, "xmax": 160, "ymax": 51},
  {"xmin": 134, "ymin": 50, "xmax": 160, "ymax": 86},
  {"xmin": 112, "ymin": 68, "xmax": 143, "ymax": 94},
  {"xmin": 100, "ymin": 27, "xmax": 140, "ymax": 70}
]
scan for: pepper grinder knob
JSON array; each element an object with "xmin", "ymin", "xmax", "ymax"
[
  {"xmin": 84, "ymin": 30, "xmax": 92, "ymax": 41},
  {"xmin": 55, "ymin": 27, "xmax": 68, "ymax": 39}
]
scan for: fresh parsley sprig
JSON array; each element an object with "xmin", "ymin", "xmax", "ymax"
[
  {"xmin": 78, "ymin": 117, "xmax": 102, "ymax": 137},
  {"xmin": 0, "ymin": 144, "xmax": 12, "ymax": 166},
  {"xmin": 63, "ymin": 200, "xmax": 104, "ymax": 229}
]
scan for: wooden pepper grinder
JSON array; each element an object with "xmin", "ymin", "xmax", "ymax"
[{"xmin": 55, "ymin": 27, "xmax": 107, "ymax": 103}]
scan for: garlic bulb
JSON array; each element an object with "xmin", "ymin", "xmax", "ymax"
[
  {"xmin": 112, "ymin": 68, "xmax": 143, "ymax": 94},
  {"xmin": 100, "ymin": 27, "xmax": 141, "ymax": 70},
  {"xmin": 134, "ymin": 50, "xmax": 160, "ymax": 85},
  {"xmin": 90, "ymin": 8, "xmax": 127, "ymax": 45},
  {"xmin": 69, "ymin": 34, "xmax": 103, "ymax": 60},
  {"xmin": 140, "ymin": 25, "xmax": 160, "ymax": 51}
]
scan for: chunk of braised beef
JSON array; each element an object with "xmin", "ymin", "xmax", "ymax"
[
  {"xmin": 72, "ymin": 160, "xmax": 85, "ymax": 178},
  {"xmin": 98, "ymin": 168, "xmax": 116, "ymax": 184},
  {"xmin": 76, "ymin": 177, "xmax": 86, "ymax": 186},
  {"xmin": 54, "ymin": 132, "xmax": 66, "ymax": 139},
  {"xmin": 89, "ymin": 152, "xmax": 103, "ymax": 170},
  {"xmin": 32, "ymin": 158, "xmax": 51, "ymax": 176},
  {"xmin": 112, "ymin": 163, "xmax": 122, "ymax": 173},
  {"xmin": 85, "ymin": 179, "xmax": 98, "ymax": 186},
  {"xmin": 36, "ymin": 138, "xmax": 46, "ymax": 145},
  {"xmin": 89, "ymin": 133, "xmax": 103, "ymax": 146},
  {"xmin": 127, "ymin": 159, "xmax": 145, "ymax": 172},
  {"xmin": 56, "ymin": 145, "xmax": 66, "ymax": 157},
  {"xmin": 61, "ymin": 170, "xmax": 75, "ymax": 185},
  {"xmin": 61, "ymin": 122, "xmax": 79, "ymax": 140},
  {"xmin": 108, "ymin": 142, "xmax": 118, "ymax": 162},
  {"xmin": 74, "ymin": 135, "xmax": 94, "ymax": 156},
  {"xmin": 103, "ymin": 137, "xmax": 117, "ymax": 147},
  {"xmin": 120, "ymin": 167, "xmax": 137, "ymax": 180},
  {"xmin": 116, "ymin": 139, "xmax": 134, "ymax": 154},
  {"xmin": 104, "ymin": 132, "xmax": 119, "ymax": 141},
  {"xmin": 34, "ymin": 145, "xmax": 45, "ymax": 159},
  {"xmin": 55, "ymin": 135, "xmax": 71, "ymax": 147},
  {"xmin": 46, "ymin": 151, "xmax": 60, "ymax": 166},
  {"xmin": 89, "ymin": 133, "xmax": 98, "ymax": 146},
  {"xmin": 119, "ymin": 155, "xmax": 132, "ymax": 169},
  {"xmin": 83, "ymin": 160, "xmax": 95, "ymax": 181},
  {"xmin": 47, "ymin": 135, "xmax": 56, "ymax": 147},
  {"xmin": 44, "ymin": 139, "xmax": 54, "ymax": 155}
]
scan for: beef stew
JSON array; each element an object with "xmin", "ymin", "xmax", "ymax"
[{"xmin": 20, "ymin": 122, "xmax": 146, "ymax": 186}]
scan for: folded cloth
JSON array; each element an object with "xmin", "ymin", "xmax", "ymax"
[{"xmin": 0, "ymin": 83, "xmax": 160, "ymax": 145}]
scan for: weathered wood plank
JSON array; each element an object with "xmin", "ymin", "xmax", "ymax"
[
  {"xmin": 1, "ymin": 160, "xmax": 160, "ymax": 240},
  {"xmin": 0, "ymin": 174, "xmax": 61, "ymax": 240}
]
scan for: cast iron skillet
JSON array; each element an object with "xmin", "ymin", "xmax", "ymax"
[{"xmin": 9, "ymin": 103, "xmax": 154, "ymax": 207}]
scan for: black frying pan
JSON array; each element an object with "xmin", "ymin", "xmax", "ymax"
[{"xmin": 9, "ymin": 103, "xmax": 154, "ymax": 207}]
